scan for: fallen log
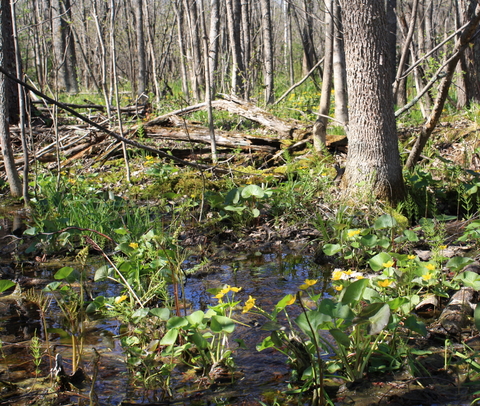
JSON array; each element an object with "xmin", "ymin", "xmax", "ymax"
[
  {"xmin": 146, "ymin": 124, "xmax": 281, "ymax": 153},
  {"xmin": 141, "ymin": 95, "xmax": 310, "ymax": 140},
  {"xmin": 429, "ymin": 286, "xmax": 476, "ymax": 338}
]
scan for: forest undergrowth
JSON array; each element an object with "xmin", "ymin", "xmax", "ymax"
[{"xmin": 2, "ymin": 99, "xmax": 480, "ymax": 405}]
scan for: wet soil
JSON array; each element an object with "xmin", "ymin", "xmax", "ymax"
[{"xmin": 1, "ymin": 206, "xmax": 480, "ymax": 405}]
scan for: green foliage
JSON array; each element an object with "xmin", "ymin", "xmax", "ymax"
[
  {"xmin": 93, "ymin": 228, "xmax": 175, "ymax": 310},
  {"xmin": 26, "ymin": 173, "xmax": 167, "ymax": 253},
  {"xmin": 205, "ymin": 183, "xmax": 276, "ymax": 225}
]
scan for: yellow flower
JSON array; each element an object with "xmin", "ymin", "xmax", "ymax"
[
  {"xmin": 129, "ymin": 242, "xmax": 139, "ymax": 249},
  {"xmin": 356, "ymin": 275, "xmax": 364, "ymax": 280},
  {"xmin": 214, "ymin": 292, "xmax": 225, "ymax": 300},
  {"xmin": 383, "ymin": 261, "xmax": 394, "ymax": 268},
  {"xmin": 115, "ymin": 295, "xmax": 128, "ymax": 304},
  {"xmin": 344, "ymin": 270, "xmax": 353, "ymax": 275},
  {"xmin": 230, "ymin": 286, "xmax": 242, "ymax": 293},
  {"xmin": 146, "ymin": 155, "xmax": 153, "ymax": 160},
  {"xmin": 425, "ymin": 263, "xmax": 435, "ymax": 271},
  {"xmin": 299, "ymin": 279, "xmax": 318, "ymax": 290},
  {"xmin": 285, "ymin": 294, "xmax": 296, "ymax": 306},
  {"xmin": 347, "ymin": 229, "xmax": 361, "ymax": 238},
  {"xmin": 408, "ymin": 255, "xmax": 416, "ymax": 260},
  {"xmin": 332, "ymin": 270, "xmax": 343, "ymax": 281},
  {"xmin": 422, "ymin": 273, "xmax": 433, "ymax": 281},
  {"xmin": 439, "ymin": 245, "xmax": 447, "ymax": 250},
  {"xmin": 334, "ymin": 285, "xmax": 343, "ymax": 291},
  {"xmin": 242, "ymin": 296, "xmax": 256, "ymax": 313},
  {"xmin": 377, "ymin": 279, "xmax": 393, "ymax": 288}
]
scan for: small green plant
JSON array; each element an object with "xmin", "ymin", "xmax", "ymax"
[
  {"xmin": 245, "ymin": 266, "xmax": 429, "ymax": 404},
  {"xmin": 160, "ymin": 285, "xmax": 243, "ymax": 380},
  {"xmin": 44, "ymin": 265, "xmax": 88, "ymax": 372},
  {"xmin": 30, "ymin": 332, "xmax": 42, "ymax": 377},
  {"xmin": 205, "ymin": 183, "xmax": 276, "ymax": 225}
]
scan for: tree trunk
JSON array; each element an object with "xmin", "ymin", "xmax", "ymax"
[
  {"xmin": 259, "ymin": 0, "xmax": 274, "ymax": 104},
  {"xmin": 284, "ymin": 1, "xmax": 295, "ymax": 86},
  {"xmin": 51, "ymin": 0, "xmax": 79, "ymax": 94},
  {"xmin": 226, "ymin": 0, "xmax": 245, "ymax": 97},
  {"xmin": 313, "ymin": 0, "xmax": 333, "ymax": 151},
  {"xmin": 456, "ymin": 0, "xmax": 480, "ymax": 107},
  {"xmin": 332, "ymin": 0, "xmax": 348, "ymax": 125},
  {"xmin": 0, "ymin": 0, "xmax": 21, "ymax": 197},
  {"xmin": 1, "ymin": 0, "xmax": 18, "ymax": 123},
  {"xmin": 240, "ymin": 0, "xmax": 251, "ymax": 98},
  {"xmin": 386, "ymin": 0, "xmax": 397, "ymax": 85},
  {"xmin": 133, "ymin": 0, "xmax": 147, "ymax": 100},
  {"xmin": 183, "ymin": 0, "xmax": 204, "ymax": 101},
  {"xmin": 173, "ymin": 1, "xmax": 190, "ymax": 99},
  {"xmin": 209, "ymin": 0, "xmax": 220, "ymax": 95},
  {"xmin": 341, "ymin": 0, "xmax": 405, "ymax": 204}
]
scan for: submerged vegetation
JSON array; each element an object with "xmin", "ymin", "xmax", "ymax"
[{"xmin": 2, "ymin": 89, "xmax": 480, "ymax": 404}]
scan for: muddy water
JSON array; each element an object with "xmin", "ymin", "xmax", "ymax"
[{"xmin": 0, "ymin": 238, "xmax": 327, "ymax": 405}]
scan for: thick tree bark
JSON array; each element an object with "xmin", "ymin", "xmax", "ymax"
[
  {"xmin": 341, "ymin": 0, "xmax": 405, "ymax": 203},
  {"xmin": 386, "ymin": 0, "xmax": 397, "ymax": 85}
]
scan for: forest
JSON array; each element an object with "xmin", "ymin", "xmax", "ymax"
[{"xmin": 2, "ymin": 0, "xmax": 480, "ymax": 405}]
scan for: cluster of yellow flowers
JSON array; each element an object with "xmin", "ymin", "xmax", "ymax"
[
  {"xmin": 347, "ymin": 229, "xmax": 362, "ymax": 238},
  {"xmin": 214, "ymin": 285, "xmax": 242, "ymax": 301},
  {"xmin": 331, "ymin": 269, "xmax": 364, "ymax": 292},
  {"xmin": 129, "ymin": 242, "xmax": 139, "ymax": 249},
  {"xmin": 242, "ymin": 296, "xmax": 256, "ymax": 313},
  {"xmin": 299, "ymin": 279, "xmax": 318, "ymax": 290},
  {"xmin": 332, "ymin": 269, "xmax": 364, "ymax": 281}
]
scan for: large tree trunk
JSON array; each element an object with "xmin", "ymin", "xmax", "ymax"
[
  {"xmin": 0, "ymin": 0, "xmax": 21, "ymax": 197},
  {"xmin": 340, "ymin": 0, "xmax": 405, "ymax": 204}
]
